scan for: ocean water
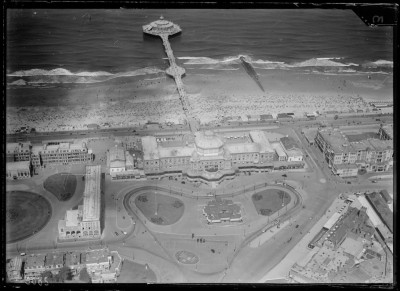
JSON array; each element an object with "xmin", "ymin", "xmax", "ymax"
[{"xmin": 6, "ymin": 9, "xmax": 393, "ymax": 86}]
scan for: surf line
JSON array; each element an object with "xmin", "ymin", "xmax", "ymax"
[{"xmin": 239, "ymin": 56, "xmax": 265, "ymax": 92}]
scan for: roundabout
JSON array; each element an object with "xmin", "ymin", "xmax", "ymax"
[{"xmin": 6, "ymin": 191, "xmax": 52, "ymax": 244}]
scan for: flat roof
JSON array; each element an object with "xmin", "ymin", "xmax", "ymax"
[
  {"xmin": 225, "ymin": 142, "xmax": 260, "ymax": 154},
  {"xmin": 65, "ymin": 252, "xmax": 81, "ymax": 266},
  {"xmin": 6, "ymin": 161, "xmax": 30, "ymax": 171},
  {"xmin": 83, "ymin": 165, "xmax": 101, "ymax": 222},
  {"xmin": 318, "ymin": 129, "xmax": 354, "ymax": 153},
  {"xmin": 249, "ymin": 131, "xmax": 274, "ymax": 153},
  {"xmin": 65, "ymin": 209, "xmax": 81, "ymax": 227},
  {"xmin": 158, "ymin": 145, "xmax": 194, "ymax": 158},
  {"xmin": 25, "ymin": 254, "xmax": 46, "ymax": 268},
  {"xmin": 323, "ymin": 212, "xmax": 341, "ymax": 230},
  {"xmin": 271, "ymin": 142, "xmax": 287, "ymax": 157},
  {"xmin": 45, "ymin": 253, "xmax": 64, "ymax": 267},
  {"xmin": 109, "ymin": 146, "xmax": 126, "ymax": 162},
  {"xmin": 85, "ymin": 249, "xmax": 110, "ymax": 265},
  {"xmin": 340, "ymin": 237, "xmax": 364, "ymax": 257},
  {"xmin": 141, "ymin": 136, "xmax": 159, "ymax": 160}
]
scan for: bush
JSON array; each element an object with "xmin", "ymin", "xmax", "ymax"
[
  {"xmin": 151, "ymin": 217, "xmax": 164, "ymax": 224},
  {"xmin": 253, "ymin": 194, "xmax": 262, "ymax": 201},
  {"xmin": 172, "ymin": 200, "xmax": 183, "ymax": 208},
  {"xmin": 137, "ymin": 195, "xmax": 148, "ymax": 203},
  {"xmin": 260, "ymin": 209, "xmax": 272, "ymax": 216}
]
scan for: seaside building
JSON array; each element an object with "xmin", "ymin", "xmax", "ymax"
[
  {"xmin": 280, "ymin": 136, "xmax": 303, "ymax": 162},
  {"xmin": 6, "ymin": 142, "xmax": 31, "ymax": 162},
  {"xmin": 84, "ymin": 249, "xmax": 121, "ymax": 283},
  {"xmin": 38, "ymin": 141, "xmax": 93, "ymax": 166},
  {"xmin": 106, "ymin": 145, "xmax": 144, "ymax": 181},
  {"xmin": 6, "ymin": 161, "xmax": 31, "ymax": 180},
  {"xmin": 315, "ymin": 128, "xmax": 393, "ymax": 176},
  {"xmin": 6, "ymin": 256, "xmax": 24, "ymax": 282},
  {"xmin": 140, "ymin": 130, "xmax": 291, "ymax": 186},
  {"xmin": 44, "ymin": 253, "xmax": 65, "ymax": 275},
  {"xmin": 20, "ymin": 249, "xmax": 120, "ymax": 283},
  {"xmin": 58, "ymin": 165, "xmax": 102, "ymax": 240}
]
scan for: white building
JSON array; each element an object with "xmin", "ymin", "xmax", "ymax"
[
  {"xmin": 58, "ymin": 165, "xmax": 102, "ymax": 240},
  {"xmin": 6, "ymin": 256, "xmax": 23, "ymax": 282},
  {"xmin": 6, "ymin": 161, "xmax": 31, "ymax": 180},
  {"xmin": 106, "ymin": 145, "xmax": 144, "ymax": 181}
]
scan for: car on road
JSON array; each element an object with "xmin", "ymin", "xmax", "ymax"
[
  {"xmin": 295, "ymin": 225, "xmax": 299, "ymax": 228},
  {"xmin": 371, "ymin": 180, "xmax": 377, "ymax": 183},
  {"xmin": 121, "ymin": 231, "xmax": 127, "ymax": 235},
  {"xmin": 115, "ymin": 232, "xmax": 119, "ymax": 236},
  {"xmin": 20, "ymin": 253, "xmax": 26, "ymax": 256}
]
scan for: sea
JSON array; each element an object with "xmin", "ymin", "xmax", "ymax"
[{"xmin": 6, "ymin": 9, "xmax": 393, "ymax": 87}]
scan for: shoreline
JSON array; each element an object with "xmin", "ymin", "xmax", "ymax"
[{"xmin": 6, "ymin": 69, "xmax": 393, "ymax": 134}]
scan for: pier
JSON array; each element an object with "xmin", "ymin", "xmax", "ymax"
[{"xmin": 143, "ymin": 17, "xmax": 199, "ymax": 132}]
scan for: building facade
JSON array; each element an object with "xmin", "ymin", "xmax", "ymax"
[
  {"xmin": 315, "ymin": 128, "xmax": 393, "ymax": 176},
  {"xmin": 106, "ymin": 145, "xmax": 144, "ymax": 181},
  {"xmin": 58, "ymin": 165, "xmax": 102, "ymax": 240},
  {"xmin": 6, "ymin": 256, "xmax": 23, "ymax": 282},
  {"xmin": 141, "ymin": 130, "xmax": 302, "ymax": 186},
  {"xmin": 6, "ymin": 161, "xmax": 31, "ymax": 180},
  {"xmin": 378, "ymin": 124, "xmax": 393, "ymax": 140}
]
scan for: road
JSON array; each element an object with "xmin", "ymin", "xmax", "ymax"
[{"xmin": 6, "ymin": 113, "xmax": 392, "ymax": 143}]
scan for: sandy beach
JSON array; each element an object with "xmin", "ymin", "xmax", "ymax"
[{"xmin": 6, "ymin": 68, "xmax": 392, "ymax": 134}]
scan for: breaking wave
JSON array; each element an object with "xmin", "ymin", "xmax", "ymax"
[
  {"xmin": 7, "ymin": 67, "xmax": 164, "ymax": 85},
  {"xmin": 176, "ymin": 55, "xmax": 392, "ymax": 73}
]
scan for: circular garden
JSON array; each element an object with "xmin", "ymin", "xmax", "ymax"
[
  {"xmin": 252, "ymin": 188, "xmax": 292, "ymax": 216},
  {"xmin": 133, "ymin": 191, "xmax": 185, "ymax": 225},
  {"xmin": 6, "ymin": 191, "xmax": 52, "ymax": 243},
  {"xmin": 44, "ymin": 173, "xmax": 77, "ymax": 201}
]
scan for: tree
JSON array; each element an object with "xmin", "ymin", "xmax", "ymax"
[
  {"xmin": 79, "ymin": 267, "xmax": 91, "ymax": 283},
  {"xmin": 58, "ymin": 266, "xmax": 72, "ymax": 282}
]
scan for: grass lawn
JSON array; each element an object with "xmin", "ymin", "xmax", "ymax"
[
  {"xmin": 346, "ymin": 132, "xmax": 380, "ymax": 142},
  {"xmin": 117, "ymin": 260, "xmax": 157, "ymax": 283},
  {"xmin": 251, "ymin": 188, "xmax": 291, "ymax": 216},
  {"xmin": 6, "ymin": 191, "xmax": 52, "ymax": 243},
  {"xmin": 43, "ymin": 173, "xmax": 77, "ymax": 201},
  {"xmin": 134, "ymin": 192, "xmax": 184, "ymax": 225}
]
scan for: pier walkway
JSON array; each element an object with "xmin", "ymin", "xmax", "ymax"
[{"xmin": 143, "ymin": 17, "xmax": 199, "ymax": 133}]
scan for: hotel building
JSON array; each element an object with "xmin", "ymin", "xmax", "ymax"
[
  {"xmin": 58, "ymin": 165, "xmax": 102, "ymax": 240},
  {"xmin": 6, "ymin": 161, "xmax": 31, "ymax": 180},
  {"xmin": 315, "ymin": 128, "xmax": 393, "ymax": 177}
]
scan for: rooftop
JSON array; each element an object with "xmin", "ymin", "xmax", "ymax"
[
  {"xmin": 158, "ymin": 145, "xmax": 194, "ymax": 158},
  {"xmin": 65, "ymin": 252, "xmax": 81, "ymax": 266},
  {"xmin": 141, "ymin": 136, "xmax": 159, "ymax": 160},
  {"xmin": 225, "ymin": 142, "xmax": 260, "ymax": 154},
  {"xmin": 25, "ymin": 254, "xmax": 46, "ymax": 269},
  {"xmin": 109, "ymin": 146, "xmax": 126, "ymax": 162},
  {"xmin": 248, "ymin": 131, "xmax": 274, "ymax": 153},
  {"xmin": 6, "ymin": 161, "xmax": 30, "ymax": 171},
  {"xmin": 65, "ymin": 209, "xmax": 82, "ymax": 227},
  {"xmin": 195, "ymin": 131, "xmax": 224, "ymax": 150},
  {"xmin": 340, "ymin": 237, "xmax": 364, "ymax": 258},
  {"xmin": 143, "ymin": 16, "xmax": 181, "ymax": 36},
  {"xmin": 45, "ymin": 252, "xmax": 64, "ymax": 267},
  {"xmin": 318, "ymin": 129, "xmax": 353, "ymax": 153},
  {"xmin": 85, "ymin": 249, "xmax": 111, "ymax": 265},
  {"xmin": 82, "ymin": 165, "xmax": 101, "ymax": 222},
  {"xmin": 271, "ymin": 142, "xmax": 287, "ymax": 157}
]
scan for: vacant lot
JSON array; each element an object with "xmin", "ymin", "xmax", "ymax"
[
  {"xmin": 6, "ymin": 191, "xmax": 52, "ymax": 243},
  {"xmin": 44, "ymin": 173, "xmax": 77, "ymax": 201},
  {"xmin": 134, "ymin": 192, "xmax": 184, "ymax": 225},
  {"xmin": 117, "ymin": 260, "xmax": 157, "ymax": 283},
  {"xmin": 251, "ymin": 188, "xmax": 291, "ymax": 216}
]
